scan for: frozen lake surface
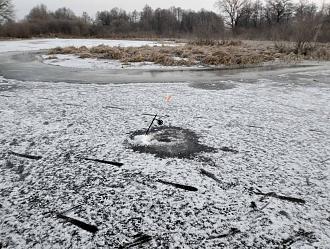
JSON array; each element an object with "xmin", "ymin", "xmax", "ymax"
[
  {"xmin": 0, "ymin": 38, "xmax": 169, "ymax": 53},
  {"xmin": 0, "ymin": 39, "xmax": 329, "ymax": 248}
]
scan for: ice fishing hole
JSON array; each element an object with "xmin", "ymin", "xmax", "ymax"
[{"xmin": 127, "ymin": 126, "xmax": 216, "ymax": 159}]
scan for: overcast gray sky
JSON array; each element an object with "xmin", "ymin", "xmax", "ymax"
[{"xmin": 12, "ymin": 0, "xmax": 218, "ymax": 20}]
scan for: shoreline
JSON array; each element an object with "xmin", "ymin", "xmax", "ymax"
[{"xmin": 0, "ymin": 50, "xmax": 328, "ymax": 84}]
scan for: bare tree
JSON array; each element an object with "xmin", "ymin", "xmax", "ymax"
[
  {"xmin": 26, "ymin": 4, "xmax": 49, "ymax": 21},
  {"xmin": 317, "ymin": 3, "xmax": 330, "ymax": 42},
  {"xmin": 81, "ymin": 12, "xmax": 92, "ymax": 24},
  {"xmin": 215, "ymin": 0, "xmax": 249, "ymax": 30},
  {"xmin": 265, "ymin": 0, "xmax": 294, "ymax": 24},
  {"xmin": 312, "ymin": 0, "xmax": 327, "ymax": 43},
  {"xmin": 53, "ymin": 7, "xmax": 76, "ymax": 20},
  {"xmin": 250, "ymin": 0, "xmax": 265, "ymax": 28},
  {"xmin": 140, "ymin": 5, "xmax": 153, "ymax": 32},
  {"xmin": 292, "ymin": 0, "xmax": 318, "ymax": 53},
  {"xmin": 0, "ymin": 0, "xmax": 14, "ymax": 24}
]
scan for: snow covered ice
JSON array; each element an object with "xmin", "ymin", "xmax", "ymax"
[
  {"xmin": 0, "ymin": 39, "xmax": 329, "ymax": 248},
  {"xmin": 0, "ymin": 38, "xmax": 167, "ymax": 53}
]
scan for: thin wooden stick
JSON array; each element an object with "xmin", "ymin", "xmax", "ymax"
[
  {"xmin": 56, "ymin": 213, "xmax": 99, "ymax": 233},
  {"xmin": 157, "ymin": 179, "xmax": 198, "ymax": 191},
  {"xmin": 146, "ymin": 114, "xmax": 157, "ymax": 135},
  {"xmin": 82, "ymin": 157, "xmax": 123, "ymax": 167},
  {"xmin": 9, "ymin": 151, "xmax": 42, "ymax": 160}
]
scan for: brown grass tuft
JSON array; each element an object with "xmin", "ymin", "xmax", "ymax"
[
  {"xmin": 46, "ymin": 55, "xmax": 58, "ymax": 60},
  {"xmin": 188, "ymin": 39, "xmax": 243, "ymax": 47}
]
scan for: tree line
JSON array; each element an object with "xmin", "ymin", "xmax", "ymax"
[
  {"xmin": 0, "ymin": 3, "xmax": 224, "ymax": 39},
  {"xmin": 0, "ymin": 0, "xmax": 329, "ymax": 42},
  {"xmin": 216, "ymin": 0, "xmax": 330, "ymax": 42}
]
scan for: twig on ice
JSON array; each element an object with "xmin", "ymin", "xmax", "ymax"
[
  {"xmin": 120, "ymin": 233, "xmax": 153, "ymax": 249},
  {"xmin": 56, "ymin": 213, "xmax": 99, "ymax": 234},
  {"xmin": 82, "ymin": 157, "xmax": 123, "ymax": 167},
  {"xmin": 200, "ymin": 168, "xmax": 222, "ymax": 184},
  {"xmin": 157, "ymin": 179, "xmax": 198, "ymax": 192},
  {"xmin": 251, "ymin": 188, "xmax": 306, "ymax": 204},
  {"xmin": 9, "ymin": 151, "xmax": 42, "ymax": 160},
  {"xmin": 208, "ymin": 228, "xmax": 240, "ymax": 240}
]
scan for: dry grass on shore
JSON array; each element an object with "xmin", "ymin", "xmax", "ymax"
[{"xmin": 48, "ymin": 40, "xmax": 330, "ymax": 67}]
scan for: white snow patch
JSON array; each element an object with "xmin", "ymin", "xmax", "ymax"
[
  {"xmin": 172, "ymin": 56, "xmax": 189, "ymax": 61},
  {"xmin": 41, "ymin": 54, "xmax": 202, "ymax": 70},
  {"xmin": 42, "ymin": 54, "xmax": 123, "ymax": 70},
  {"xmin": 131, "ymin": 134, "xmax": 154, "ymax": 146},
  {"xmin": 0, "ymin": 38, "xmax": 178, "ymax": 53},
  {"xmin": 130, "ymin": 130, "xmax": 186, "ymax": 147}
]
